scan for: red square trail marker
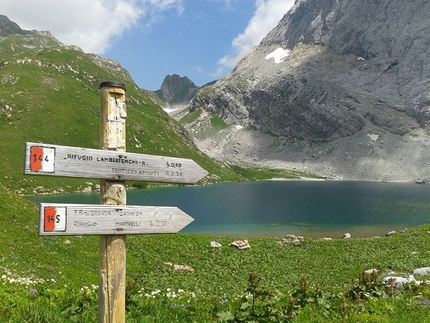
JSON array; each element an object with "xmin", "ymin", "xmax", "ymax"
[
  {"xmin": 29, "ymin": 145, "xmax": 55, "ymax": 173},
  {"xmin": 43, "ymin": 205, "xmax": 66, "ymax": 232}
]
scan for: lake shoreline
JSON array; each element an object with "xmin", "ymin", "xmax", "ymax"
[
  {"xmin": 23, "ymin": 176, "xmax": 425, "ymax": 197},
  {"xmin": 267, "ymin": 176, "xmax": 421, "ymax": 184}
]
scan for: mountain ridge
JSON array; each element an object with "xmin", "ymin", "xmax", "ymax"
[
  {"xmin": 0, "ymin": 14, "xmax": 26, "ymax": 36},
  {"xmin": 183, "ymin": 0, "xmax": 430, "ymax": 182}
]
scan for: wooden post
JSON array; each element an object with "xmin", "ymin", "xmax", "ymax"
[
  {"xmin": 24, "ymin": 80, "xmax": 206, "ymax": 322},
  {"xmin": 98, "ymin": 81, "xmax": 127, "ymax": 323}
]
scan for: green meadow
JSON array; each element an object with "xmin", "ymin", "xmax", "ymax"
[{"xmin": 1, "ymin": 183, "xmax": 430, "ymax": 322}]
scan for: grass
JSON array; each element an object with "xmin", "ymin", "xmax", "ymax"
[
  {"xmin": 1, "ymin": 183, "xmax": 430, "ymax": 321},
  {"xmin": 179, "ymin": 107, "xmax": 202, "ymax": 125},
  {"xmin": 228, "ymin": 163, "xmax": 324, "ymax": 181},
  {"xmin": 209, "ymin": 113, "xmax": 228, "ymax": 130}
]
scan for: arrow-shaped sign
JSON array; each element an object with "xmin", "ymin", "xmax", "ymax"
[
  {"xmin": 39, "ymin": 203, "xmax": 194, "ymax": 236},
  {"xmin": 24, "ymin": 142, "xmax": 208, "ymax": 184}
]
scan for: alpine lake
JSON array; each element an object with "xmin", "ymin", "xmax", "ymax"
[{"xmin": 27, "ymin": 180, "xmax": 430, "ymax": 239}]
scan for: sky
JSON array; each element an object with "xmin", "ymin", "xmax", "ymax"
[{"xmin": 0, "ymin": 0, "xmax": 295, "ymax": 91}]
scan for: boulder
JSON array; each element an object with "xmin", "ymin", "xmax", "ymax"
[
  {"xmin": 163, "ymin": 262, "xmax": 194, "ymax": 272},
  {"xmin": 382, "ymin": 275, "xmax": 416, "ymax": 288},
  {"xmin": 413, "ymin": 267, "xmax": 430, "ymax": 276},
  {"xmin": 278, "ymin": 234, "xmax": 301, "ymax": 246},
  {"xmin": 210, "ymin": 241, "xmax": 222, "ymax": 248},
  {"xmin": 228, "ymin": 239, "xmax": 251, "ymax": 250}
]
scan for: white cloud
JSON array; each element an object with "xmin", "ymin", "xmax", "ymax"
[
  {"xmin": 143, "ymin": 0, "xmax": 184, "ymax": 28},
  {"xmin": 0, "ymin": 0, "xmax": 184, "ymax": 54},
  {"xmin": 214, "ymin": 0, "xmax": 295, "ymax": 77}
]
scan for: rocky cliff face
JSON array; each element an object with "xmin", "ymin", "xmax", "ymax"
[
  {"xmin": 156, "ymin": 74, "xmax": 199, "ymax": 105},
  {"xmin": 0, "ymin": 14, "xmax": 26, "ymax": 37},
  {"xmin": 187, "ymin": 0, "xmax": 430, "ymax": 182}
]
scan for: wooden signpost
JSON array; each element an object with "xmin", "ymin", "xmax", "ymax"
[
  {"xmin": 39, "ymin": 203, "xmax": 194, "ymax": 236},
  {"xmin": 24, "ymin": 142, "xmax": 208, "ymax": 184},
  {"xmin": 24, "ymin": 81, "xmax": 208, "ymax": 323}
]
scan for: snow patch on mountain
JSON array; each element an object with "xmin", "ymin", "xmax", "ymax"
[{"xmin": 265, "ymin": 48, "xmax": 290, "ymax": 64}]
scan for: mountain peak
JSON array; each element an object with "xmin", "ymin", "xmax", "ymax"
[
  {"xmin": 156, "ymin": 74, "xmax": 198, "ymax": 105},
  {"xmin": 0, "ymin": 14, "xmax": 26, "ymax": 37}
]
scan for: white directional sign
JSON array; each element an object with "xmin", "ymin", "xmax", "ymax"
[
  {"xmin": 39, "ymin": 203, "xmax": 194, "ymax": 236},
  {"xmin": 25, "ymin": 142, "xmax": 208, "ymax": 184}
]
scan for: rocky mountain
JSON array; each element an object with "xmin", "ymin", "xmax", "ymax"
[
  {"xmin": 0, "ymin": 14, "xmax": 26, "ymax": 36},
  {"xmin": 155, "ymin": 74, "xmax": 199, "ymax": 105},
  {"xmin": 185, "ymin": 0, "xmax": 430, "ymax": 182}
]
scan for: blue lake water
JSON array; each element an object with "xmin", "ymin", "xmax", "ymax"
[{"xmin": 27, "ymin": 181, "xmax": 430, "ymax": 238}]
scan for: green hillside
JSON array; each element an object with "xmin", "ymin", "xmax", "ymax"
[{"xmin": 0, "ymin": 31, "xmax": 242, "ymax": 194}]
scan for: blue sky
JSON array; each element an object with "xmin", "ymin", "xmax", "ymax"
[{"xmin": 0, "ymin": 0, "xmax": 294, "ymax": 91}]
